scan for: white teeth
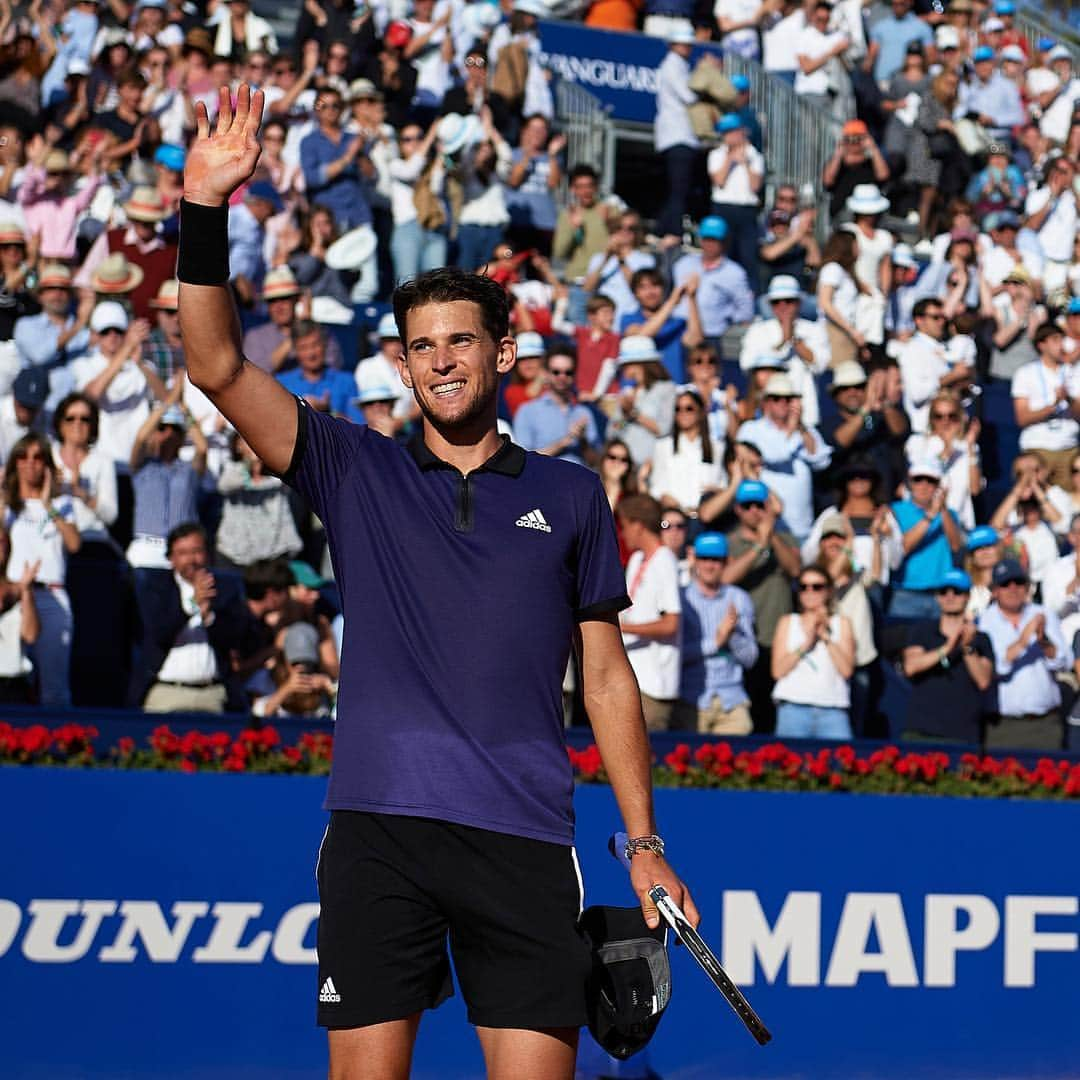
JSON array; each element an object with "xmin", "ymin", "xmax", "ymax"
[{"xmin": 433, "ymin": 382, "xmax": 465, "ymax": 395}]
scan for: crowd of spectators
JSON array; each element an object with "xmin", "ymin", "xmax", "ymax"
[{"xmin": 1, "ymin": 0, "xmax": 1080, "ymax": 751}]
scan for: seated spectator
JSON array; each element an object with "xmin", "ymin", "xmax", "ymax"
[
  {"xmin": 251, "ymin": 622, "xmax": 336, "ymax": 720},
  {"xmin": 354, "ymin": 313, "xmax": 415, "ymax": 432},
  {"xmin": 902, "ymin": 569, "xmax": 994, "ymax": 743},
  {"xmin": 563, "ymin": 293, "xmax": 619, "ymax": 401},
  {"xmin": 758, "ymin": 206, "xmax": 821, "ymax": 292},
  {"xmin": 1039, "ymin": 514, "xmax": 1080, "ymax": 618},
  {"xmin": 676, "ymin": 530, "xmax": 758, "ymax": 735},
  {"xmin": 1058, "ymin": 447, "xmax": 1080, "ymax": 528},
  {"xmin": 503, "ymin": 331, "xmax": 546, "ymax": 418},
  {"xmin": 738, "ymin": 372, "xmax": 831, "ymax": 542},
  {"xmin": 898, "ymin": 298, "xmax": 972, "ymax": 435},
  {"xmin": 616, "ymin": 493, "xmax": 682, "ymax": 732},
  {"xmin": 965, "ymin": 143, "xmax": 1027, "ymax": 220},
  {"xmin": 1012, "ymin": 322, "xmax": 1079, "ymax": 490},
  {"xmin": 812, "ymin": 514, "xmax": 878, "ymax": 732},
  {"xmin": 139, "ymin": 279, "xmax": 186, "ymax": 390},
  {"xmin": 617, "ymin": 268, "xmax": 702, "ymax": 385},
  {"xmin": 0, "ymin": 367, "xmax": 49, "ymax": 462},
  {"xmin": 17, "ymin": 144, "xmax": 104, "ymax": 262},
  {"xmin": 136, "ymin": 522, "xmax": 257, "ymax": 713},
  {"xmin": 3, "ymin": 432, "xmax": 80, "ymax": 706},
  {"xmin": 13, "ymin": 263, "xmax": 90, "ymax": 380},
  {"xmin": 977, "ymin": 558, "xmax": 1068, "ymax": 750},
  {"xmin": 883, "ymin": 243, "xmax": 920, "ymax": 340},
  {"xmin": 964, "ymin": 525, "xmax": 1006, "ymax": 618},
  {"xmin": 672, "ymin": 216, "xmax": 754, "ymax": 354},
  {"xmin": 989, "ymin": 266, "xmax": 1041, "ymax": 381},
  {"xmin": 821, "ymin": 119, "xmax": 890, "ymax": 221},
  {"xmin": 241, "ymin": 267, "xmax": 343, "ymax": 375},
  {"xmin": 802, "ymin": 460, "xmax": 903, "ymax": 592},
  {"xmin": 128, "ymin": 390, "xmax": 207, "ymax": 571},
  {"xmin": 512, "ymin": 347, "xmax": 598, "ymax": 468},
  {"xmin": 684, "ymin": 343, "xmax": 735, "ymax": 444},
  {"xmin": 0, "ymin": 527, "xmax": 38, "ymax": 703},
  {"xmin": 228, "ymin": 180, "xmax": 281, "ymax": 302},
  {"xmin": 771, "ymin": 565, "xmax": 856, "ymax": 739},
  {"xmin": 275, "ymin": 319, "xmax": 358, "ymax": 419},
  {"xmin": 607, "ymin": 335, "xmax": 676, "ymax": 469},
  {"xmin": 889, "ymin": 459, "xmax": 967, "ymax": 621},
  {"xmin": 905, "ymin": 390, "xmax": 981, "ymax": 528},
  {"xmin": 958, "ymin": 45, "xmax": 1025, "ymax": 146},
  {"xmin": 824, "ymin": 361, "xmax": 909, "ymax": 498},
  {"xmin": 581, "ymin": 210, "xmax": 655, "ymax": 325},
  {"xmin": 0, "ymin": 222, "xmax": 40, "ymax": 342},
  {"xmin": 733, "ymin": 352, "xmax": 786, "ymax": 428},
  {"xmin": 722, "ymin": 479, "xmax": 802, "ymax": 729},
  {"xmin": 647, "ymin": 385, "xmax": 725, "ymax": 516}
]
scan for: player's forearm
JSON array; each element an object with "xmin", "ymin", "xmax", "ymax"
[{"xmin": 180, "ymin": 281, "xmax": 246, "ymax": 395}]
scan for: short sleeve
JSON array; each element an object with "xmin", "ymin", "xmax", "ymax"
[
  {"xmin": 975, "ymin": 631, "xmax": 994, "ymax": 660},
  {"xmin": 1010, "ymin": 365, "xmax": 1032, "ymax": 399},
  {"xmin": 283, "ymin": 399, "xmax": 367, "ymax": 521},
  {"xmin": 818, "ymin": 262, "xmax": 843, "ymax": 289},
  {"xmin": 573, "ymin": 476, "xmax": 631, "ymax": 621}
]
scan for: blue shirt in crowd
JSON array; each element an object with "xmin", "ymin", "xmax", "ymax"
[
  {"xmin": 277, "ymin": 367, "xmax": 361, "ymax": 422},
  {"xmin": 679, "ymin": 581, "xmax": 759, "ymax": 710},
  {"xmin": 619, "ymin": 309, "xmax": 687, "ymax": 383},
  {"xmin": 870, "ymin": 13, "xmax": 933, "ymax": 82},
  {"xmin": 672, "ymin": 254, "xmax": 755, "ymax": 339},
  {"xmin": 299, "ymin": 127, "xmax": 372, "ymax": 230},
  {"xmin": 512, "ymin": 392, "xmax": 598, "ymax": 468},
  {"xmin": 891, "ymin": 498, "xmax": 965, "ymax": 591}
]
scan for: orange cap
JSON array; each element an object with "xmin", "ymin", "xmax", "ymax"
[{"xmin": 842, "ymin": 120, "xmax": 868, "ymax": 136}]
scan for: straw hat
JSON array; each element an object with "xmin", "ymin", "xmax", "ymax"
[
  {"xmin": 124, "ymin": 186, "xmax": 168, "ymax": 223},
  {"xmin": 148, "ymin": 278, "xmax": 179, "ymax": 310},
  {"xmin": 0, "ymin": 221, "xmax": 26, "ymax": 245},
  {"xmin": 44, "ymin": 149, "xmax": 70, "ymax": 174},
  {"xmin": 91, "ymin": 252, "xmax": 144, "ymax": 294},
  {"xmin": 261, "ymin": 266, "xmax": 302, "ymax": 301},
  {"xmin": 37, "ymin": 263, "xmax": 73, "ymax": 289}
]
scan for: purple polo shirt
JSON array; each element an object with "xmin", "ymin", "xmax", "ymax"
[{"xmin": 285, "ymin": 402, "xmax": 629, "ymax": 844}]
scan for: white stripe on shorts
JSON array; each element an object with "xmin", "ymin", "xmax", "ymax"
[{"xmin": 570, "ymin": 846, "xmax": 585, "ymax": 916}]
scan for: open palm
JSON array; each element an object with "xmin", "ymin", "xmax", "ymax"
[{"xmin": 185, "ymin": 85, "xmax": 265, "ymax": 207}]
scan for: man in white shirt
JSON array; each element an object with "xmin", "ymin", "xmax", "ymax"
[
  {"xmin": 1023, "ymin": 154, "xmax": 1077, "ymax": 294},
  {"xmin": 616, "ymin": 493, "xmax": 683, "ymax": 731},
  {"xmin": 654, "ymin": 28, "xmax": 701, "ymax": 242},
  {"xmin": 714, "ymin": 0, "xmax": 768, "ymax": 59},
  {"xmin": 1011, "ymin": 321, "xmax": 1080, "ymax": 488},
  {"xmin": 794, "ymin": 1, "xmax": 849, "ymax": 111},
  {"xmin": 977, "ymin": 558, "xmax": 1068, "ymax": 750},
  {"xmin": 898, "ymin": 298, "xmax": 972, "ymax": 434},
  {"xmin": 980, "ymin": 209, "xmax": 1044, "ymax": 292},
  {"xmin": 353, "ymin": 312, "xmax": 416, "ymax": 430},
  {"xmin": 707, "ymin": 114, "xmax": 764, "ymax": 282},
  {"xmin": 1039, "ymin": 514, "xmax": 1080, "ymax": 617}
]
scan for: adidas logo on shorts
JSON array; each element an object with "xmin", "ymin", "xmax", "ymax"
[
  {"xmin": 516, "ymin": 508, "xmax": 552, "ymax": 533},
  {"xmin": 319, "ymin": 977, "xmax": 341, "ymax": 1003}
]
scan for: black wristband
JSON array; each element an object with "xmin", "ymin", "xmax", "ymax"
[{"xmin": 177, "ymin": 199, "xmax": 229, "ymax": 286}]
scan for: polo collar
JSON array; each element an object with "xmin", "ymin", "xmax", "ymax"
[{"xmin": 407, "ymin": 433, "xmax": 526, "ymax": 477}]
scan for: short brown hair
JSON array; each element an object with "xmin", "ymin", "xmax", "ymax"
[{"xmin": 616, "ymin": 493, "xmax": 663, "ymax": 534}]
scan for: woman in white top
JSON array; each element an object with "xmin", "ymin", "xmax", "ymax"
[
  {"xmin": 3, "ymin": 432, "xmax": 80, "ymax": 706},
  {"xmin": 772, "ymin": 566, "xmax": 855, "ymax": 739},
  {"xmin": 816, "ymin": 229, "xmax": 870, "ymax": 367},
  {"xmin": 388, "ymin": 122, "xmax": 447, "ymax": 285},
  {"xmin": 455, "ymin": 108, "xmax": 514, "ymax": 272},
  {"xmin": 843, "ymin": 185, "xmax": 893, "ymax": 348},
  {"xmin": 904, "ymin": 390, "xmax": 982, "ymax": 529},
  {"xmin": 648, "ymin": 386, "xmax": 726, "ymax": 515},
  {"xmin": 51, "ymin": 392, "xmax": 118, "ymax": 547}
]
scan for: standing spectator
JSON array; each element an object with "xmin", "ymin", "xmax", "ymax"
[
  {"xmin": 300, "ymin": 84, "xmax": 372, "ymax": 233},
  {"xmin": 905, "ymin": 390, "xmax": 982, "ymax": 528},
  {"xmin": 889, "ymin": 459, "xmax": 967, "ymax": 621},
  {"xmin": 794, "ymin": 3, "xmax": 851, "ymax": 115},
  {"xmin": 581, "ymin": 211, "xmax": 655, "ymax": 325},
  {"xmin": 1023, "ymin": 154, "xmax": 1075, "ymax": 295},
  {"xmin": 821, "ymin": 121, "xmax": 891, "ymax": 221},
  {"xmin": 771, "ymin": 566, "xmax": 855, "ymax": 738},
  {"xmin": 672, "ymin": 216, "xmax": 755, "ymax": 353},
  {"xmin": 141, "ymin": 279, "xmax": 184, "ymax": 387},
  {"xmin": 387, "ymin": 121, "xmax": 447, "ymax": 284},
  {"xmin": 989, "ymin": 475, "xmax": 1061, "ymax": 589},
  {"xmin": 738, "ymin": 372, "xmax": 832, "ymax": 542},
  {"xmin": 512, "ymin": 348, "xmax": 599, "ymax": 468},
  {"xmin": 566, "ymin": 294, "xmax": 620, "ymax": 400},
  {"xmin": 241, "ymin": 268, "xmax": 344, "ymax": 375},
  {"xmin": 660, "ymin": 506, "xmax": 692, "ymax": 587},
  {"xmin": 2, "ymin": 432, "xmax": 81, "ymax": 706},
  {"xmin": 676, "ymin": 532, "xmax": 758, "ymax": 734},
  {"xmin": 707, "ymin": 114, "xmax": 764, "ymax": 284},
  {"xmin": 758, "ymin": 204, "xmax": 822, "ymax": 290},
  {"xmin": 964, "ymin": 526, "xmax": 1005, "ymax": 618},
  {"xmin": 867, "ymin": 0, "xmax": 933, "ymax": 85},
  {"xmin": 978, "ymin": 558, "xmax": 1068, "ymax": 750},
  {"xmin": 135, "ymin": 522, "xmax": 257, "ymax": 713},
  {"xmin": 816, "ymin": 229, "xmax": 869, "ymax": 367},
  {"xmin": 552, "ymin": 164, "xmax": 609, "ymax": 301},
  {"xmin": 214, "ymin": 0, "xmax": 279, "ymax": 60},
  {"xmin": 902, "ymin": 569, "xmax": 994, "ymax": 743},
  {"xmin": 17, "ymin": 145, "xmax": 104, "ymax": 262},
  {"xmin": 454, "ymin": 112, "xmax": 514, "ymax": 274},
  {"xmin": 504, "ymin": 114, "xmax": 564, "ymax": 256},
  {"xmin": 597, "ymin": 436, "xmax": 637, "ymax": 566},
  {"xmin": 654, "ymin": 28, "xmax": 701, "ymax": 243},
  {"xmin": 722, "ymin": 479, "xmax": 802, "ymax": 729},
  {"xmin": 227, "ymin": 180, "xmax": 282, "ymax": 302},
  {"xmin": 616, "ymin": 493, "xmax": 683, "ymax": 731},
  {"xmin": 990, "ymin": 266, "xmax": 1041, "ymax": 381},
  {"xmin": 0, "ymin": 528, "xmax": 39, "ymax": 704},
  {"xmin": 607, "ymin": 335, "xmax": 676, "ymax": 469},
  {"xmin": 619, "ymin": 268, "xmax": 703, "ymax": 384},
  {"xmin": 648, "ymin": 385, "xmax": 725, "ymax": 515},
  {"xmin": 51, "ymin": 392, "xmax": 117, "ymax": 551},
  {"xmin": 898, "ymin": 298, "xmax": 973, "ymax": 435},
  {"xmin": 1011, "ymin": 322, "xmax": 1080, "ymax": 489}
]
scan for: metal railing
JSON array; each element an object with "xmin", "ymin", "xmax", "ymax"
[
  {"xmin": 1014, "ymin": 3, "xmax": 1080, "ymax": 65},
  {"xmin": 554, "ymin": 79, "xmax": 616, "ymax": 193},
  {"xmin": 722, "ymin": 53, "xmax": 841, "ymax": 241}
]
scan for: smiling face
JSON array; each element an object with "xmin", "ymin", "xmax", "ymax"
[{"xmin": 397, "ymin": 300, "xmax": 514, "ymax": 432}]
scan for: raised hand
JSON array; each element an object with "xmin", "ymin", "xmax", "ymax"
[{"xmin": 185, "ymin": 84, "xmax": 265, "ymax": 208}]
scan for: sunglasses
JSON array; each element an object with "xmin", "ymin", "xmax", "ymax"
[
  {"xmin": 62, "ymin": 414, "xmax": 91, "ymax": 423},
  {"xmin": 605, "ymin": 452, "xmax": 629, "ymax": 463},
  {"xmin": 936, "ymin": 586, "xmax": 969, "ymax": 596},
  {"xmin": 675, "ymin": 404, "xmax": 699, "ymax": 413},
  {"xmin": 799, "ymin": 581, "xmax": 829, "ymax": 592},
  {"xmin": 921, "ymin": 313, "xmax": 946, "ymax": 321},
  {"xmin": 740, "ymin": 500, "xmax": 765, "ymax": 510},
  {"xmin": 400, "ymin": 134, "xmax": 421, "ymax": 142},
  {"xmin": 99, "ymin": 327, "xmax": 125, "ymax": 335},
  {"xmin": 690, "ymin": 358, "xmax": 717, "ymax": 366},
  {"xmin": 661, "ymin": 520, "xmax": 687, "ymax": 530},
  {"xmin": 17, "ymin": 452, "xmax": 47, "ymax": 462},
  {"xmin": 911, "ymin": 475, "xmax": 939, "ymax": 484},
  {"xmin": 997, "ymin": 578, "xmax": 1028, "ymax": 588},
  {"xmin": 931, "ymin": 411, "xmax": 960, "ymax": 421},
  {"xmin": 548, "ymin": 368, "xmax": 574, "ymax": 377}
]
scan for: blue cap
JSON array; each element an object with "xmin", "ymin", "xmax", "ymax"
[
  {"xmin": 938, "ymin": 569, "xmax": 972, "ymax": 592},
  {"xmin": 731, "ymin": 73, "xmax": 750, "ymax": 92},
  {"xmin": 699, "ymin": 215, "xmax": 728, "ymax": 240},
  {"xmin": 973, "ymin": 45, "xmax": 995, "ymax": 62},
  {"xmin": 154, "ymin": 143, "xmax": 186, "ymax": 172},
  {"xmin": 693, "ymin": 532, "xmax": 729, "ymax": 559},
  {"xmin": 246, "ymin": 179, "xmax": 283, "ymax": 212},
  {"xmin": 994, "ymin": 1, "xmax": 1015, "ymax": 13},
  {"xmin": 735, "ymin": 479, "xmax": 769, "ymax": 505},
  {"xmin": 992, "ymin": 558, "xmax": 1028, "ymax": 587},
  {"xmin": 716, "ymin": 113, "xmax": 743, "ymax": 133},
  {"xmin": 13, "ymin": 367, "xmax": 47, "ymax": 407},
  {"xmin": 1068, "ymin": 297, "xmax": 1080, "ymax": 315},
  {"xmin": 1038, "ymin": 37, "xmax": 1056, "ymax": 52},
  {"xmin": 966, "ymin": 524, "xmax": 999, "ymax": 551}
]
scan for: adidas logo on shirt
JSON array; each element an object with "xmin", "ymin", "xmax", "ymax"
[
  {"xmin": 319, "ymin": 977, "xmax": 341, "ymax": 1004},
  {"xmin": 515, "ymin": 508, "xmax": 552, "ymax": 533}
]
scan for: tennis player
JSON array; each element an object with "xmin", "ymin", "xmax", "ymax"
[{"xmin": 178, "ymin": 85, "xmax": 698, "ymax": 1080}]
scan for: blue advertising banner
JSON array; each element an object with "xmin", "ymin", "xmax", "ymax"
[
  {"xmin": 3, "ymin": 768, "xmax": 1080, "ymax": 1078},
  {"xmin": 538, "ymin": 21, "xmax": 722, "ymax": 125}
]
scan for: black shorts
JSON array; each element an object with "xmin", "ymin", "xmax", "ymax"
[{"xmin": 315, "ymin": 810, "xmax": 592, "ymax": 1031}]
